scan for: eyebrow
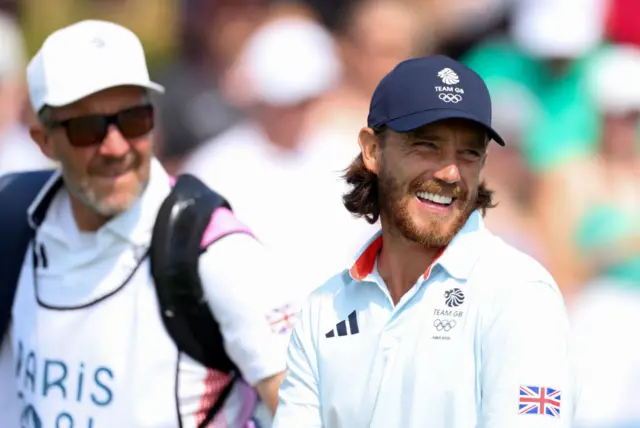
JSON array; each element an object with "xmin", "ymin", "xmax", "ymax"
[{"xmin": 406, "ymin": 131, "xmax": 442, "ymax": 141}]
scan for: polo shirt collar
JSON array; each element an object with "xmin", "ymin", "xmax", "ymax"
[{"xmin": 348, "ymin": 210, "xmax": 487, "ymax": 283}]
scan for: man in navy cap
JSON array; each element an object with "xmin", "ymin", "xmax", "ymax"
[{"xmin": 272, "ymin": 55, "xmax": 576, "ymax": 427}]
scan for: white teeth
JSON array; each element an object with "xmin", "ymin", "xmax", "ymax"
[{"xmin": 416, "ymin": 191, "xmax": 453, "ymax": 205}]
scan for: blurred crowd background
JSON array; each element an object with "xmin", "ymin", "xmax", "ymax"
[{"xmin": 0, "ymin": 0, "xmax": 639, "ymax": 426}]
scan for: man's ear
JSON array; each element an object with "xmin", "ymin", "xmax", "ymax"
[
  {"xmin": 27, "ymin": 104, "xmax": 60, "ymax": 161},
  {"xmin": 29, "ymin": 122, "xmax": 57, "ymax": 160},
  {"xmin": 357, "ymin": 127, "xmax": 382, "ymax": 175}
]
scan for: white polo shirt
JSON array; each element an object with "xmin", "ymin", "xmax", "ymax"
[
  {"xmin": 273, "ymin": 211, "xmax": 577, "ymax": 428},
  {"xmin": 0, "ymin": 159, "xmax": 298, "ymax": 428}
]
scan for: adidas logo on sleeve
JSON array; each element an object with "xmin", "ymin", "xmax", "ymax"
[{"xmin": 325, "ymin": 310, "xmax": 359, "ymax": 338}]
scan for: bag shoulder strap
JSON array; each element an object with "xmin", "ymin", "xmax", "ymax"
[
  {"xmin": 0, "ymin": 170, "xmax": 56, "ymax": 343},
  {"xmin": 150, "ymin": 174, "xmax": 252, "ymax": 428}
]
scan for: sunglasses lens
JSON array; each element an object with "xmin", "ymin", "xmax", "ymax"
[
  {"xmin": 118, "ymin": 105, "xmax": 154, "ymax": 139},
  {"xmin": 66, "ymin": 116, "xmax": 108, "ymax": 147},
  {"xmin": 60, "ymin": 105, "xmax": 154, "ymax": 147}
]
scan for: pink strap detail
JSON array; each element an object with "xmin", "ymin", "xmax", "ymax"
[
  {"xmin": 168, "ymin": 176, "xmax": 250, "ymax": 247},
  {"xmin": 201, "ymin": 207, "xmax": 253, "ymax": 247}
]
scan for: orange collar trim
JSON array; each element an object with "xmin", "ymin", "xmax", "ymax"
[
  {"xmin": 422, "ymin": 247, "xmax": 446, "ymax": 280},
  {"xmin": 349, "ymin": 236, "xmax": 446, "ymax": 281},
  {"xmin": 349, "ymin": 236, "xmax": 383, "ymax": 281}
]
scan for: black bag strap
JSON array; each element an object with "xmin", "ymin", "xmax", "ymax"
[
  {"xmin": 151, "ymin": 173, "xmax": 238, "ymax": 372},
  {"xmin": 0, "ymin": 170, "xmax": 55, "ymax": 344},
  {"xmin": 151, "ymin": 174, "xmax": 248, "ymax": 427}
]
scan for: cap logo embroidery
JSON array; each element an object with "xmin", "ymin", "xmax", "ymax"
[
  {"xmin": 438, "ymin": 93, "xmax": 462, "ymax": 103},
  {"xmin": 438, "ymin": 68, "xmax": 459, "ymax": 85},
  {"xmin": 434, "ymin": 67, "xmax": 464, "ymax": 102},
  {"xmin": 90, "ymin": 37, "xmax": 105, "ymax": 48}
]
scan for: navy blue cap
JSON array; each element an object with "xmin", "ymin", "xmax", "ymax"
[{"xmin": 367, "ymin": 55, "xmax": 505, "ymax": 146}]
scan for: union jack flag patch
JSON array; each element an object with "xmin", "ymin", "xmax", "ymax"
[
  {"xmin": 518, "ymin": 385, "xmax": 561, "ymax": 417},
  {"xmin": 266, "ymin": 304, "xmax": 298, "ymax": 334}
]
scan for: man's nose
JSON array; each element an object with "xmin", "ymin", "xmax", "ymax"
[
  {"xmin": 433, "ymin": 164, "xmax": 461, "ymax": 184},
  {"xmin": 98, "ymin": 125, "xmax": 130, "ymax": 157}
]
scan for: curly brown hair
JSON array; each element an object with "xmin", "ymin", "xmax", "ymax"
[{"xmin": 342, "ymin": 149, "xmax": 496, "ymax": 225}]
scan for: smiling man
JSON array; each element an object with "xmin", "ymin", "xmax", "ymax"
[
  {"xmin": 0, "ymin": 20, "xmax": 295, "ymax": 428},
  {"xmin": 272, "ymin": 55, "xmax": 577, "ymax": 428}
]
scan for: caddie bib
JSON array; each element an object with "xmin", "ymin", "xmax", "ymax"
[
  {"xmin": 9, "ymin": 163, "xmax": 258, "ymax": 428},
  {"xmin": 10, "ymin": 241, "xmax": 257, "ymax": 428}
]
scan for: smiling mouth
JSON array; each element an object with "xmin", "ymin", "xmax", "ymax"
[
  {"xmin": 93, "ymin": 164, "xmax": 135, "ymax": 178},
  {"xmin": 416, "ymin": 191, "xmax": 455, "ymax": 206}
]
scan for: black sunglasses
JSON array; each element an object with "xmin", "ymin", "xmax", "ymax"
[{"xmin": 46, "ymin": 104, "xmax": 155, "ymax": 147}]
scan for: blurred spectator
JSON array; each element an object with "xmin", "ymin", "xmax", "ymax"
[
  {"xmin": 511, "ymin": 0, "xmax": 605, "ymax": 60},
  {"xmin": 464, "ymin": 0, "xmax": 608, "ymax": 294},
  {"xmin": 571, "ymin": 208, "xmax": 640, "ymax": 427},
  {"xmin": 534, "ymin": 44, "xmax": 640, "ymax": 299},
  {"xmin": 336, "ymin": 0, "xmax": 423, "ymax": 102},
  {"xmin": 309, "ymin": 0, "xmax": 424, "ymax": 137},
  {"xmin": 0, "ymin": 12, "xmax": 53, "ymax": 177},
  {"xmin": 505, "ymin": 0, "xmax": 607, "ymax": 171},
  {"xmin": 152, "ymin": 0, "xmax": 271, "ymax": 174},
  {"xmin": 282, "ymin": 0, "xmax": 359, "ymax": 33},
  {"xmin": 412, "ymin": 0, "xmax": 512, "ymax": 57},
  {"xmin": 480, "ymin": 136, "xmax": 546, "ymax": 264},
  {"xmin": 580, "ymin": 44, "xmax": 640, "ymax": 222},
  {"xmin": 181, "ymin": 13, "xmax": 378, "ymax": 297}
]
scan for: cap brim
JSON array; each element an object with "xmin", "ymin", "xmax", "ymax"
[
  {"xmin": 44, "ymin": 80, "xmax": 165, "ymax": 109},
  {"xmin": 385, "ymin": 108, "xmax": 506, "ymax": 146}
]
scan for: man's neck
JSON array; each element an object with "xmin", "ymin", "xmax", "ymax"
[{"xmin": 377, "ymin": 228, "xmax": 442, "ymax": 306}]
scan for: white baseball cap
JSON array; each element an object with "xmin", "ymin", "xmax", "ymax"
[
  {"xmin": 240, "ymin": 16, "xmax": 341, "ymax": 106},
  {"xmin": 27, "ymin": 19, "xmax": 164, "ymax": 113},
  {"xmin": 511, "ymin": 0, "xmax": 605, "ymax": 59},
  {"xmin": 587, "ymin": 45, "xmax": 640, "ymax": 114}
]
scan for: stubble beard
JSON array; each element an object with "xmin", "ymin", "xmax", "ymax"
[{"xmin": 63, "ymin": 153, "xmax": 150, "ymax": 218}]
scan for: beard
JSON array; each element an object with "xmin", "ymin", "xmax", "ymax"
[
  {"xmin": 69, "ymin": 174, "xmax": 149, "ymax": 217},
  {"xmin": 377, "ymin": 161, "xmax": 477, "ymax": 248},
  {"xmin": 62, "ymin": 151, "xmax": 150, "ymax": 218}
]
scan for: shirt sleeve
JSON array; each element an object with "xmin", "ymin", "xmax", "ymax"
[
  {"xmin": 272, "ymin": 299, "xmax": 323, "ymax": 428},
  {"xmin": 198, "ymin": 233, "xmax": 300, "ymax": 386},
  {"xmin": 480, "ymin": 281, "xmax": 576, "ymax": 428}
]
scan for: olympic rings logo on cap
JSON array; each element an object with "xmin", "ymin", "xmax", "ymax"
[
  {"xmin": 438, "ymin": 93, "xmax": 462, "ymax": 103},
  {"xmin": 433, "ymin": 319, "xmax": 457, "ymax": 332}
]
